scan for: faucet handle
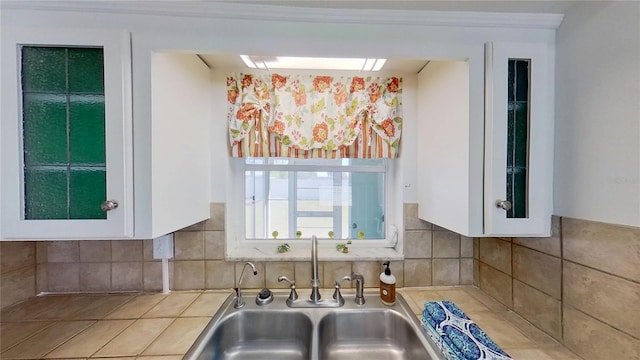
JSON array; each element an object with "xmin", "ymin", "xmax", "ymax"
[
  {"xmin": 332, "ymin": 281, "xmax": 343, "ymax": 303},
  {"xmin": 332, "ymin": 275, "xmax": 351, "ymax": 302},
  {"xmin": 278, "ymin": 276, "xmax": 298, "ymax": 302}
]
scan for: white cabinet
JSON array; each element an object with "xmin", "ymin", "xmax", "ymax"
[
  {"xmin": 1, "ymin": 28, "xmax": 134, "ymax": 239},
  {"xmin": 1, "ymin": 27, "xmax": 211, "ymax": 240},
  {"xmin": 417, "ymin": 41, "xmax": 553, "ymax": 237},
  {"xmin": 483, "ymin": 42, "xmax": 554, "ymax": 237}
]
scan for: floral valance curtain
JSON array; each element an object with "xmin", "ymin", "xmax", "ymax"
[{"xmin": 227, "ymin": 73, "xmax": 402, "ymax": 158}]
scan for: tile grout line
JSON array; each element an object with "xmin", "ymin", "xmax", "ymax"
[
  {"xmin": 87, "ymin": 293, "xmax": 167, "ymax": 358},
  {"xmin": 511, "ymin": 241, "xmax": 562, "ymax": 259},
  {"xmin": 561, "ymin": 257, "xmax": 640, "ymax": 285},
  {"xmin": 88, "ymin": 292, "xmax": 202, "ymax": 359},
  {"xmin": 563, "ymin": 303, "xmax": 640, "ymax": 343},
  {"xmin": 0, "ymin": 321, "xmax": 57, "ymax": 355},
  {"xmin": 135, "ymin": 291, "xmax": 204, "ymax": 358},
  {"xmin": 136, "ymin": 317, "xmax": 181, "ymax": 358},
  {"xmin": 39, "ymin": 319, "xmax": 98, "ymax": 359},
  {"xmin": 559, "ymin": 216, "xmax": 565, "ymax": 346}
]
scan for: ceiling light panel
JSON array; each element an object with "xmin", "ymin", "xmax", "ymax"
[
  {"xmin": 240, "ymin": 55, "xmax": 386, "ymax": 71},
  {"xmin": 371, "ymin": 59, "xmax": 387, "ymax": 71},
  {"xmin": 240, "ymin": 55, "xmax": 257, "ymax": 68}
]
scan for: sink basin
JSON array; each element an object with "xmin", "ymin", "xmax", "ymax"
[
  {"xmin": 318, "ymin": 310, "xmax": 434, "ymax": 360},
  {"xmin": 187, "ymin": 311, "xmax": 312, "ymax": 360},
  {"xmin": 183, "ymin": 292, "xmax": 444, "ymax": 360}
]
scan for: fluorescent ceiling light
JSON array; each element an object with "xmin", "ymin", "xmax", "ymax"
[
  {"xmin": 240, "ymin": 55, "xmax": 255, "ymax": 68},
  {"xmin": 362, "ymin": 58, "xmax": 377, "ymax": 71},
  {"xmin": 240, "ymin": 55, "xmax": 387, "ymax": 71},
  {"xmin": 371, "ymin": 59, "xmax": 387, "ymax": 71}
]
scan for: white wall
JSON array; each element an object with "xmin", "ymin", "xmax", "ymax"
[{"xmin": 554, "ymin": 1, "xmax": 640, "ymax": 227}]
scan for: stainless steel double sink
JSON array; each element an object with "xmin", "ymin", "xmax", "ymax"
[{"xmin": 183, "ymin": 291, "xmax": 444, "ymax": 360}]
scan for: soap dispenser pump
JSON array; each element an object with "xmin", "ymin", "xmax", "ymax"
[{"xmin": 379, "ymin": 261, "xmax": 396, "ymax": 305}]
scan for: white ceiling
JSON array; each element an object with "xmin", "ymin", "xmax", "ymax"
[
  {"xmin": 199, "ymin": 54, "xmax": 430, "ymax": 73},
  {"xmin": 212, "ymin": 0, "xmax": 578, "ymax": 14},
  {"xmin": 200, "ymin": 0, "xmax": 576, "ymax": 72}
]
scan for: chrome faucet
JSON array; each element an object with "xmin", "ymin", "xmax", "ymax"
[
  {"xmin": 278, "ymin": 235, "xmax": 365, "ymax": 308},
  {"xmin": 234, "ymin": 262, "xmax": 257, "ymax": 309},
  {"xmin": 310, "ymin": 235, "xmax": 321, "ymax": 303}
]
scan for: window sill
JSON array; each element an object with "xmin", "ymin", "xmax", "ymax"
[{"xmin": 226, "ymin": 243, "xmax": 404, "ymax": 261}]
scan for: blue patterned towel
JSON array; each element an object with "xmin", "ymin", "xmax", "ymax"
[{"xmin": 422, "ymin": 301, "xmax": 512, "ymax": 360}]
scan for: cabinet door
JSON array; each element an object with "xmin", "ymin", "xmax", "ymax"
[
  {"xmin": 1, "ymin": 28, "xmax": 133, "ymax": 239},
  {"xmin": 484, "ymin": 42, "xmax": 553, "ymax": 236}
]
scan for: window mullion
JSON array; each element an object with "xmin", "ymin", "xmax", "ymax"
[
  {"xmin": 333, "ymin": 171, "xmax": 342, "ymax": 239},
  {"xmin": 288, "ymin": 171, "xmax": 296, "ymax": 236},
  {"xmin": 263, "ymin": 170, "xmax": 270, "ymax": 239}
]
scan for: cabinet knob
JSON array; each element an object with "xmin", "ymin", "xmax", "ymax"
[
  {"xmin": 495, "ymin": 200, "xmax": 512, "ymax": 211},
  {"xmin": 101, "ymin": 200, "xmax": 119, "ymax": 212}
]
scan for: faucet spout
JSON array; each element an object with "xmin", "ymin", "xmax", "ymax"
[
  {"xmin": 282, "ymin": 235, "xmax": 345, "ymax": 308},
  {"xmin": 310, "ymin": 235, "xmax": 321, "ymax": 303},
  {"xmin": 234, "ymin": 262, "xmax": 257, "ymax": 309}
]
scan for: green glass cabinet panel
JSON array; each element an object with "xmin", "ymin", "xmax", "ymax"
[
  {"xmin": 21, "ymin": 46, "xmax": 107, "ymax": 220},
  {"xmin": 506, "ymin": 59, "xmax": 530, "ymax": 219},
  {"xmin": 513, "ymin": 102, "xmax": 528, "ymax": 168},
  {"xmin": 507, "ymin": 104, "xmax": 514, "ymax": 167},
  {"xmin": 24, "ymin": 168, "xmax": 68, "ymax": 219},
  {"xmin": 70, "ymin": 169, "xmax": 107, "ymax": 219},
  {"xmin": 22, "ymin": 93, "xmax": 68, "ymax": 165},
  {"xmin": 68, "ymin": 48, "xmax": 104, "ymax": 93},
  {"xmin": 508, "ymin": 101, "xmax": 529, "ymax": 168},
  {"xmin": 515, "ymin": 60, "xmax": 529, "ymax": 101},
  {"xmin": 69, "ymin": 95, "xmax": 106, "ymax": 164},
  {"xmin": 506, "ymin": 167, "xmax": 527, "ymax": 219},
  {"xmin": 21, "ymin": 47, "xmax": 66, "ymax": 92}
]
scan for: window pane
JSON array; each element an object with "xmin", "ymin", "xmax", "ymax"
[
  {"xmin": 350, "ymin": 172, "xmax": 384, "ymax": 239},
  {"xmin": 244, "ymin": 158, "xmax": 385, "ymax": 240}
]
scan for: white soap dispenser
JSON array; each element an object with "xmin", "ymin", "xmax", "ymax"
[{"xmin": 380, "ymin": 261, "xmax": 396, "ymax": 305}]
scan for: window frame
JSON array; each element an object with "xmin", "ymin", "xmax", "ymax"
[{"xmin": 226, "ymin": 157, "xmax": 404, "ymax": 261}]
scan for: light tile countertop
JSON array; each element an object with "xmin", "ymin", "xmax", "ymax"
[{"xmin": 0, "ymin": 286, "xmax": 583, "ymax": 360}]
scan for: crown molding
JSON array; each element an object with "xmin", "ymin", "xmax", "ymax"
[{"xmin": 0, "ymin": 1, "xmax": 564, "ymax": 29}]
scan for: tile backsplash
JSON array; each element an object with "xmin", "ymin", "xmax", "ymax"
[
  {"xmin": 477, "ymin": 216, "xmax": 640, "ymax": 359},
  {"xmin": 2, "ymin": 202, "xmax": 471, "ymax": 308},
  {"xmin": 0, "ymin": 242, "xmax": 36, "ymax": 308},
  {"xmin": 168, "ymin": 203, "xmax": 473, "ymax": 290},
  {"xmin": 5, "ymin": 202, "xmax": 637, "ymax": 360}
]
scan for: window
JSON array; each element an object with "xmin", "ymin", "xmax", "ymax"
[
  {"xmin": 226, "ymin": 157, "xmax": 402, "ymax": 260},
  {"xmin": 245, "ymin": 157, "xmax": 385, "ymax": 240},
  {"xmin": 224, "ymin": 72, "xmax": 404, "ymax": 259}
]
